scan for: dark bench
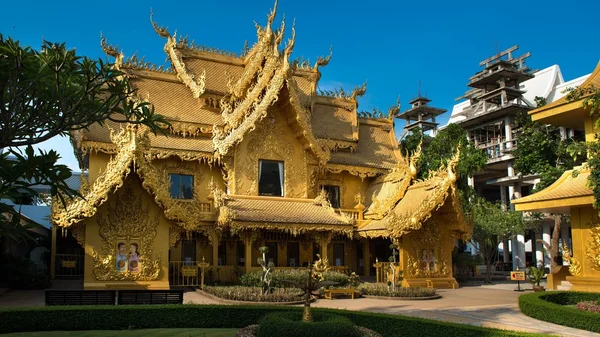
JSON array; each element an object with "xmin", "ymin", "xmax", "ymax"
[
  {"xmin": 117, "ymin": 290, "xmax": 184, "ymax": 305},
  {"xmin": 45, "ymin": 290, "xmax": 116, "ymax": 306}
]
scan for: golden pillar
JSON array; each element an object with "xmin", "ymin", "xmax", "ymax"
[{"xmin": 244, "ymin": 237, "xmax": 252, "ymax": 273}]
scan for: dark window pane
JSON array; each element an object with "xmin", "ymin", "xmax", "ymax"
[
  {"xmin": 169, "ymin": 174, "xmax": 194, "ymax": 199},
  {"xmin": 321, "ymin": 185, "xmax": 340, "ymax": 208},
  {"xmin": 259, "ymin": 160, "xmax": 283, "ymax": 197}
]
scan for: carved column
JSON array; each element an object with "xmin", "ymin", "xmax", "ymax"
[
  {"xmin": 363, "ymin": 238, "xmax": 370, "ymax": 277},
  {"xmin": 212, "ymin": 231, "xmax": 219, "ymax": 267}
]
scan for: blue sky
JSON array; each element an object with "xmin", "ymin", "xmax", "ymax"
[{"xmin": 2, "ymin": 0, "xmax": 599, "ymax": 171}]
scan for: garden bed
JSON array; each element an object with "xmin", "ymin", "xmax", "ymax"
[
  {"xmin": 201, "ymin": 286, "xmax": 306, "ymax": 304},
  {"xmin": 0, "ymin": 304, "xmax": 542, "ymax": 336},
  {"xmin": 519, "ymin": 291, "xmax": 600, "ymax": 332},
  {"xmin": 356, "ymin": 283, "xmax": 439, "ymax": 299}
]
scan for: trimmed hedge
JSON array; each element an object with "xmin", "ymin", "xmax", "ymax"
[
  {"xmin": 257, "ymin": 311, "xmax": 360, "ymax": 337},
  {"xmin": 0, "ymin": 304, "xmax": 542, "ymax": 336},
  {"xmin": 519, "ymin": 291, "xmax": 600, "ymax": 333}
]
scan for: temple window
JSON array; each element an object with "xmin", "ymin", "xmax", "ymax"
[
  {"xmin": 321, "ymin": 185, "xmax": 341, "ymax": 208},
  {"xmin": 258, "ymin": 160, "xmax": 284, "ymax": 197},
  {"xmin": 169, "ymin": 174, "xmax": 194, "ymax": 199}
]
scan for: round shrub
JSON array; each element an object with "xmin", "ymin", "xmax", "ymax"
[
  {"xmin": 519, "ymin": 291, "xmax": 600, "ymax": 332},
  {"xmin": 256, "ymin": 311, "xmax": 360, "ymax": 337}
]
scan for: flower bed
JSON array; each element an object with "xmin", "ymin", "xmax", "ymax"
[
  {"xmin": 239, "ymin": 269, "xmax": 349, "ymax": 288},
  {"xmin": 356, "ymin": 283, "xmax": 438, "ymax": 298},
  {"xmin": 575, "ymin": 300, "xmax": 600, "ymax": 313},
  {"xmin": 202, "ymin": 286, "xmax": 303, "ymax": 303}
]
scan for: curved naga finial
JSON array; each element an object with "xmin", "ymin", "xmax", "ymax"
[
  {"xmin": 409, "ymin": 138, "xmax": 422, "ymax": 178},
  {"xmin": 150, "ymin": 9, "xmax": 170, "ymax": 38},
  {"xmin": 447, "ymin": 145, "xmax": 461, "ymax": 182},
  {"xmin": 100, "ymin": 33, "xmax": 123, "ymax": 69},
  {"xmin": 283, "ymin": 18, "xmax": 296, "ymax": 56},
  {"xmin": 352, "ymin": 80, "xmax": 368, "ymax": 100},
  {"xmin": 313, "ymin": 45, "xmax": 333, "ymax": 70},
  {"xmin": 387, "ymin": 96, "xmax": 401, "ymax": 119}
]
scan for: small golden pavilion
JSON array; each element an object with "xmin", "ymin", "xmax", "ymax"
[
  {"xmin": 513, "ymin": 61, "xmax": 600, "ymax": 292},
  {"xmin": 51, "ymin": 2, "xmax": 470, "ymax": 290}
]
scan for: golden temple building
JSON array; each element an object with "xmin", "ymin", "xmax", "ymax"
[
  {"xmin": 51, "ymin": 2, "xmax": 470, "ymax": 290},
  {"xmin": 512, "ymin": 61, "xmax": 600, "ymax": 292}
]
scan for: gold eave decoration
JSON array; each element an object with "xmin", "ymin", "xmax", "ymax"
[
  {"xmin": 385, "ymin": 148, "xmax": 465, "ymax": 239},
  {"xmin": 365, "ymin": 143, "xmax": 422, "ymax": 220},
  {"xmin": 324, "ymin": 163, "xmax": 389, "ymax": 180},
  {"xmin": 52, "ymin": 126, "xmax": 215, "ymax": 233},
  {"xmin": 151, "ymin": 11, "xmax": 206, "ymax": 99}
]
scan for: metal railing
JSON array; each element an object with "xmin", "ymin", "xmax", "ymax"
[{"xmin": 55, "ymin": 254, "xmax": 84, "ymax": 278}]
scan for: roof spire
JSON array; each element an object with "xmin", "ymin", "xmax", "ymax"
[{"xmin": 150, "ymin": 9, "xmax": 170, "ymax": 38}]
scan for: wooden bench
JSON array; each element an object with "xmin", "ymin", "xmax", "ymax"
[
  {"xmin": 45, "ymin": 290, "xmax": 116, "ymax": 306},
  {"xmin": 323, "ymin": 288, "xmax": 354, "ymax": 300},
  {"xmin": 117, "ymin": 290, "xmax": 184, "ymax": 305}
]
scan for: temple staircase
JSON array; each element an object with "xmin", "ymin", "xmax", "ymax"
[{"xmin": 556, "ymin": 280, "xmax": 572, "ymax": 291}]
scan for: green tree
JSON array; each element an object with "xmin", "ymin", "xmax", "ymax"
[
  {"xmin": 0, "ymin": 35, "xmax": 168, "ymax": 243},
  {"xmin": 512, "ymin": 97, "xmax": 586, "ymax": 271},
  {"xmin": 470, "ymin": 197, "xmax": 536, "ymax": 283}
]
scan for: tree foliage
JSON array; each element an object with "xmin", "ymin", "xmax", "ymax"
[
  {"xmin": 470, "ymin": 196, "xmax": 536, "ymax": 283},
  {"xmin": 0, "ymin": 35, "xmax": 168, "ymax": 243}
]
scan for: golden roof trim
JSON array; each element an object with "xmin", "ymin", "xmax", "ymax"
[
  {"xmin": 512, "ymin": 166, "xmax": 593, "ymax": 211},
  {"xmin": 223, "ymin": 220, "xmax": 355, "ymax": 238},
  {"xmin": 178, "ymin": 48, "xmax": 244, "ymax": 66},
  {"xmin": 125, "ymin": 69, "xmax": 180, "ymax": 83},
  {"xmin": 319, "ymin": 139, "xmax": 357, "ymax": 151},
  {"xmin": 324, "ymin": 163, "xmax": 389, "ymax": 179}
]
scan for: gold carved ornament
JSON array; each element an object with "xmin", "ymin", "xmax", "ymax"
[
  {"xmin": 324, "ymin": 164, "xmax": 388, "ymax": 181},
  {"xmin": 562, "ymin": 244, "xmax": 582, "ymax": 276},
  {"xmin": 586, "ymin": 218, "xmax": 600, "ymax": 272},
  {"xmin": 91, "ymin": 181, "xmax": 163, "ymax": 281},
  {"xmin": 235, "ymin": 119, "xmax": 307, "ymax": 198},
  {"xmin": 151, "ymin": 11, "xmax": 206, "ymax": 99},
  {"xmin": 405, "ymin": 220, "xmax": 451, "ymax": 278},
  {"xmin": 312, "ymin": 189, "xmax": 355, "ymax": 226}
]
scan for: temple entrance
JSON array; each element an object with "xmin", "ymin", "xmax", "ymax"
[{"xmin": 52, "ymin": 228, "xmax": 84, "ymax": 280}]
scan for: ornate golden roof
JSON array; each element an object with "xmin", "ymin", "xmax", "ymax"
[
  {"xmin": 215, "ymin": 194, "xmax": 354, "ymax": 236},
  {"xmin": 86, "ymin": 3, "xmax": 396, "ymax": 176},
  {"xmin": 357, "ymin": 149, "xmax": 470, "ymax": 240},
  {"xmin": 512, "ymin": 166, "xmax": 594, "ymax": 213}
]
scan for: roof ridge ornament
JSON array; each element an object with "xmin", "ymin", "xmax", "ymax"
[
  {"xmin": 150, "ymin": 9, "xmax": 206, "ymax": 99},
  {"xmin": 313, "ymin": 45, "xmax": 333, "ymax": 71},
  {"xmin": 387, "ymin": 96, "xmax": 401, "ymax": 120},
  {"xmin": 100, "ymin": 33, "xmax": 124, "ymax": 70}
]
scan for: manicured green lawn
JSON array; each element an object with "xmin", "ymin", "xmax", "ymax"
[{"xmin": 0, "ymin": 328, "xmax": 238, "ymax": 337}]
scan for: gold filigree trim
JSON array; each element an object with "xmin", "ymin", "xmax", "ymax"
[
  {"xmin": 224, "ymin": 220, "xmax": 354, "ymax": 238},
  {"xmin": 80, "ymin": 141, "xmax": 118, "ymax": 155},
  {"xmin": 147, "ymin": 148, "xmax": 217, "ymax": 164},
  {"xmin": 586, "ymin": 218, "xmax": 600, "ymax": 272},
  {"xmin": 312, "ymin": 189, "xmax": 354, "ymax": 225},
  {"xmin": 324, "ymin": 163, "xmax": 389, "ymax": 180},
  {"xmin": 164, "ymin": 121, "xmax": 213, "ymax": 137}
]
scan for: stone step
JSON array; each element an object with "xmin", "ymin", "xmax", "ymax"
[{"xmin": 557, "ymin": 280, "xmax": 572, "ymax": 291}]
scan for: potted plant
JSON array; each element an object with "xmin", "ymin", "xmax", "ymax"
[{"xmin": 528, "ymin": 266, "xmax": 546, "ymax": 292}]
